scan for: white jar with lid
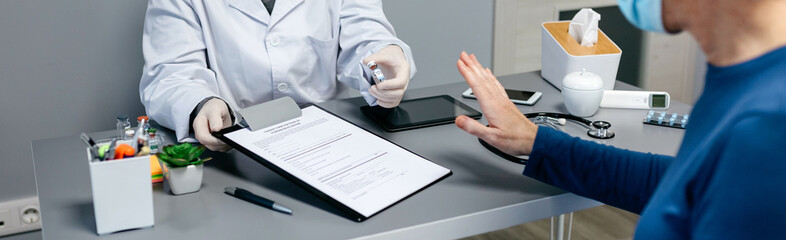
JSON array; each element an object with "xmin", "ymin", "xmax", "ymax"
[{"xmin": 562, "ymin": 68, "xmax": 604, "ymax": 117}]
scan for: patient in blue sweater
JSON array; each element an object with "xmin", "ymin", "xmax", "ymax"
[{"xmin": 454, "ymin": 0, "xmax": 786, "ymax": 238}]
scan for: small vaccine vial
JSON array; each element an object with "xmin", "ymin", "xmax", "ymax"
[
  {"xmin": 147, "ymin": 128, "xmax": 160, "ymax": 154},
  {"xmin": 366, "ymin": 61, "xmax": 386, "ymax": 84},
  {"xmin": 137, "ymin": 116, "xmax": 150, "ymax": 132},
  {"xmin": 116, "ymin": 114, "xmax": 131, "ymax": 139},
  {"xmin": 135, "ymin": 116, "xmax": 150, "ymax": 147}
]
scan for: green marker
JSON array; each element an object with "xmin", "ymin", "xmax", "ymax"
[{"xmin": 98, "ymin": 144, "xmax": 111, "ymax": 159}]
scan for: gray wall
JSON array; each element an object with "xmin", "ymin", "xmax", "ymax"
[
  {"xmin": 383, "ymin": 0, "xmax": 493, "ymax": 89},
  {"xmin": 0, "ymin": 1, "xmax": 148, "ymax": 203},
  {"xmin": 0, "ymin": 0, "xmax": 492, "ymax": 205}
]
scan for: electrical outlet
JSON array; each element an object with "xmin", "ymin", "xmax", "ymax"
[
  {"xmin": 0, "ymin": 209, "xmax": 11, "ymax": 231},
  {"xmin": 0, "ymin": 197, "xmax": 41, "ymax": 237},
  {"xmin": 20, "ymin": 205, "xmax": 40, "ymax": 225}
]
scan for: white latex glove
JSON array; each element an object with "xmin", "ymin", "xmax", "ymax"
[
  {"xmin": 193, "ymin": 98, "xmax": 233, "ymax": 152},
  {"xmin": 364, "ymin": 45, "xmax": 411, "ymax": 108}
]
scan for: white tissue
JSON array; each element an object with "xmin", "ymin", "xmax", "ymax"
[{"xmin": 568, "ymin": 8, "xmax": 601, "ymax": 47}]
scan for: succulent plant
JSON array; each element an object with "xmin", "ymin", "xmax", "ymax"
[{"xmin": 156, "ymin": 143, "xmax": 212, "ymax": 168}]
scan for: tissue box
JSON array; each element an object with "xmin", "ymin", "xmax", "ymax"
[
  {"xmin": 541, "ymin": 21, "xmax": 621, "ymax": 90},
  {"xmin": 87, "ymin": 140, "xmax": 154, "ymax": 235}
]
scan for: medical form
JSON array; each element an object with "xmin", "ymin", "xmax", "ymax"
[{"xmin": 217, "ymin": 105, "xmax": 451, "ymax": 221}]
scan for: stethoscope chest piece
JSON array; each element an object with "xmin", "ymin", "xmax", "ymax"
[{"xmin": 588, "ymin": 121, "xmax": 614, "ymax": 139}]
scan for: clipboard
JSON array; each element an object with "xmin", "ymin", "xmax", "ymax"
[{"xmin": 213, "ymin": 97, "xmax": 452, "ymax": 222}]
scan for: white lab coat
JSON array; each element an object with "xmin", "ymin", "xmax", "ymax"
[{"xmin": 139, "ymin": 0, "xmax": 416, "ymax": 141}]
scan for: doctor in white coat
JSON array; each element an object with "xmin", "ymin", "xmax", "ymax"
[{"xmin": 140, "ymin": 0, "xmax": 416, "ymax": 151}]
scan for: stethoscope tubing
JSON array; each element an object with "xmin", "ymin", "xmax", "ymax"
[{"xmin": 479, "ymin": 112, "xmax": 612, "ymax": 165}]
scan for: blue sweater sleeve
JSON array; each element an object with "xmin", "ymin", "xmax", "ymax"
[
  {"xmin": 690, "ymin": 116, "xmax": 786, "ymax": 239},
  {"xmin": 524, "ymin": 126, "xmax": 674, "ymax": 213}
]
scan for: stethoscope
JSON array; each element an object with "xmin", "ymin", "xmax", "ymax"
[
  {"xmin": 524, "ymin": 112, "xmax": 614, "ymax": 139},
  {"xmin": 479, "ymin": 112, "xmax": 614, "ymax": 165}
]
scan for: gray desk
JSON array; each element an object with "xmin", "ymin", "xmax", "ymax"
[{"xmin": 33, "ymin": 71, "xmax": 690, "ymax": 239}]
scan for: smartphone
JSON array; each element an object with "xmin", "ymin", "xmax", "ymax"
[{"xmin": 462, "ymin": 88, "xmax": 542, "ymax": 105}]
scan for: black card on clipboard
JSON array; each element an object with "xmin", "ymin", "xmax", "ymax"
[{"xmin": 361, "ymin": 95, "xmax": 482, "ymax": 132}]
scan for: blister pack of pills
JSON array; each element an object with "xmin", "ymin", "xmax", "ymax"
[{"xmin": 643, "ymin": 110, "xmax": 689, "ymax": 129}]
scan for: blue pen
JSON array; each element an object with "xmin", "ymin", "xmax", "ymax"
[{"xmin": 224, "ymin": 187, "xmax": 293, "ymax": 215}]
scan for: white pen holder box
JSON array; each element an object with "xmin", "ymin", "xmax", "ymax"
[
  {"xmin": 87, "ymin": 140, "xmax": 154, "ymax": 235},
  {"xmin": 541, "ymin": 21, "xmax": 621, "ymax": 90}
]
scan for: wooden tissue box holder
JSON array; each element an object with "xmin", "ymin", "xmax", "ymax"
[{"xmin": 541, "ymin": 21, "xmax": 621, "ymax": 90}]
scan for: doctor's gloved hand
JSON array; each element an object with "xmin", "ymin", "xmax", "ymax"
[
  {"xmin": 454, "ymin": 51, "xmax": 539, "ymax": 156},
  {"xmin": 193, "ymin": 98, "xmax": 233, "ymax": 152},
  {"xmin": 364, "ymin": 45, "xmax": 411, "ymax": 108}
]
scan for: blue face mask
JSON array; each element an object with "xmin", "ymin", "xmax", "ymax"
[{"xmin": 617, "ymin": 0, "xmax": 666, "ymax": 33}]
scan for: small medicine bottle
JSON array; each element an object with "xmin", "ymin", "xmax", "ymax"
[
  {"xmin": 116, "ymin": 114, "xmax": 131, "ymax": 139},
  {"xmin": 135, "ymin": 116, "xmax": 150, "ymax": 146},
  {"xmin": 147, "ymin": 128, "xmax": 161, "ymax": 154},
  {"xmin": 137, "ymin": 116, "xmax": 150, "ymax": 132},
  {"xmin": 366, "ymin": 61, "xmax": 386, "ymax": 83}
]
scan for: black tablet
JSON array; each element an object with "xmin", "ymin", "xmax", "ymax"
[{"xmin": 361, "ymin": 95, "xmax": 482, "ymax": 132}]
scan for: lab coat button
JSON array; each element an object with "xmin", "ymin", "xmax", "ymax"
[
  {"xmin": 277, "ymin": 83, "xmax": 288, "ymax": 92},
  {"xmin": 269, "ymin": 36, "xmax": 281, "ymax": 47}
]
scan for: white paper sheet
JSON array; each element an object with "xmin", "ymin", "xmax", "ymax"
[{"xmin": 224, "ymin": 106, "xmax": 451, "ymax": 217}]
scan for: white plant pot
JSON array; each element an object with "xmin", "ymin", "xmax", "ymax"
[{"xmin": 160, "ymin": 162, "xmax": 203, "ymax": 195}]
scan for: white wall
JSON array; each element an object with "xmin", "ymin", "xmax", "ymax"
[
  {"xmin": 493, "ymin": 0, "xmax": 618, "ymax": 75},
  {"xmin": 640, "ymin": 32, "xmax": 703, "ymax": 104},
  {"xmin": 493, "ymin": 0, "xmax": 704, "ymax": 103}
]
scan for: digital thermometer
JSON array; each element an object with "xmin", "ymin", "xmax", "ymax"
[{"xmin": 599, "ymin": 90, "xmax": 670, "ymax": 110}]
